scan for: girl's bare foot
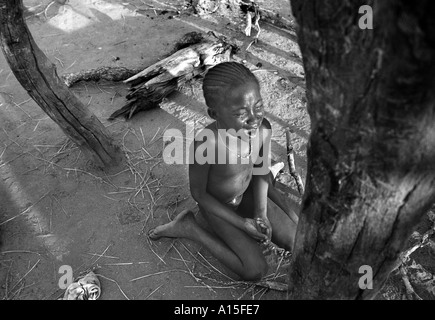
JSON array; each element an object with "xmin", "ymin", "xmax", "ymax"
[{"xmin": 148, "ymin": 209, "xmax": 196, "ymax": 241}]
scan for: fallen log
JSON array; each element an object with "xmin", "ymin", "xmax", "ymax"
[
  {"xmin": 61, "ymin": 32, "xmax": 207, "ymax": 88},
  {"xmin": 109, "ymin": 39, "xmax": 235, "ymax": 120},
  {"xmin": 62, "ymin": 66, "xmax": 143, "ymax": 88},
  {"xmin": 61, "ymin": 32, "xmax": 236, "ymax": 121}
]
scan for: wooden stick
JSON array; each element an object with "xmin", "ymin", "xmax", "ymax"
[
  {"xmin": 144, "ymin": 284, "xmax": 164, "ymax": 300},
  {"xmin": 285, "ymin": 129, "xmax": 304, "ymax": 195},
  {"xmin": 0, "ymin": 250, "xmax": 42, "ymax": 255},
  {"xmin": 62, "ymin": 66, "xmax": 143, "ymax": 87},
  {"xmin": 130, "ymin": 269, "xmax": 190, "ymax": 282}
]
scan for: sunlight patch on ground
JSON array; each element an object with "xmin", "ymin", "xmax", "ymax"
[
  {"xmin": 48, "ymin": 0, "xmax": 138, "ymax": 33},
  {"xmin": 258, "ymin": 28, "xmax": 302, "ymax": 60},
  {"xmin": 160, "ymin": 100, "xmax": 210, "ymax": 133},
  {"xmin": 150, "ymin": 0, "xmax": 178, "ymax": 11},
  {"xmin": 0, "ymin": 164, "xmax": 69, "ymax": 261}
]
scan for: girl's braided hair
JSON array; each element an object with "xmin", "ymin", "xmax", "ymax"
[{"xmin": 202, "ymin": 62, "xmax": 260, "ymax": 110}]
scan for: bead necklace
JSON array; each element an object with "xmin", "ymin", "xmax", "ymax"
[{"xmin": 215, "ymin": 121, "xmax": 252, "ymax": 159}]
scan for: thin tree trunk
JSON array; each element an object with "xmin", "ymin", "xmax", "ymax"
[
  {"xmin": 0, "ymin": 0, "xmax": 122, "ymax": 168},
  {"xmin": 288, "ymin": 0, "xmax": 435, "ymax": 299}
]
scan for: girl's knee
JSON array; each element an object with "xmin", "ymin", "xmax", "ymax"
[
  {"xmin": 273, "ymin": 232, "xmax": 294, "ymax": 253},
  {"xmin": 240, "ymin": 257, "xmax": 268, "ymax": 281}
]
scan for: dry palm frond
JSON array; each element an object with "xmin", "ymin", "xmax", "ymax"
[{"xmin": 109, "ymin": 33, "xmax": 236, "ymax": 120}]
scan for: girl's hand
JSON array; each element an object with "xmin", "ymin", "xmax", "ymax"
[
  {"xmin": 255, "ymin": 217, "xmax": 272, "ymax": 243},
  {"xmin": 243, "ymin": 218, "xmax": 268, "ymax": 242}
]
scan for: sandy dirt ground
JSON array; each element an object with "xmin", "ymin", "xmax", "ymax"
[{"xmin": 0, "ymin": 0, "xmax": 433, "ymax": 300}]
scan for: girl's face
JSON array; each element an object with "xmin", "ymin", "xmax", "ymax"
[{"xmin": 215, "ymin": 82, "xmax": 264, "ymax": 140}]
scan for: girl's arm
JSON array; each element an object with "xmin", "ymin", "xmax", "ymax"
[
  {"xmin": 252, "ymin": 119, "xmax": 299, "ymax": 230},
  {"xmin": 251, "ymin": 119, "xmax": 273, "ymax": 239}
]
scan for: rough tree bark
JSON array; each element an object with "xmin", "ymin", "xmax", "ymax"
[
  {"xmin": 288, "ymin": 0, "xmax": 435, "ymax": 299},
  {"xmin": 0, "ymin": 0, "xmax": 122, "ymax": 168}
]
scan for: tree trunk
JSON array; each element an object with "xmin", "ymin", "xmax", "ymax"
[
  {"xmin": 0, "ymin": 0, "xmax": 122, "ymax": 168},
  {"xmin": 288, "ymin": 0, "xmax": 435, "ymax": 299}
]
